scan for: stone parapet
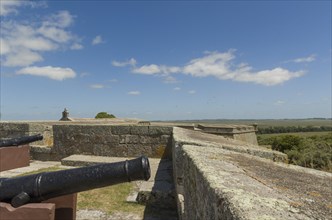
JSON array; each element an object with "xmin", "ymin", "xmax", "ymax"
[
  {"xmin": 196, "ymin": 124, "xmax": 258, "ymax": 145},
  {"xmin": 172, "ymin": 127, "xmax": 332, "ymax": 220}
]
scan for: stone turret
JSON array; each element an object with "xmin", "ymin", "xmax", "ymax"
[{"xmin": 59, "ymin": 108, "xmax": 73, "ymax": 121}]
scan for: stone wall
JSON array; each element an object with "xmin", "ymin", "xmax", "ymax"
[
  {"xmin": 53, "ymin": 125, "xmax": 173, "ymax": 159},
  {"xmin": 233, "ymin": 132, "xmax": 258, "ymax": 145},
  {"xmin": 196, "ymin": 124, "xmax": 258, "ymax": 145},
  {"xmin": 172, "ymin": 127, "xmax": 332, "ymax": 220}
]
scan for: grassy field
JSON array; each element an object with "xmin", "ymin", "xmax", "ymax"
[{"xmin": 78, "ymin": 183, "xmax": 145, "ymax": 216}]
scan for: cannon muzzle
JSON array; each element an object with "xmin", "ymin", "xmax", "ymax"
[
  {"xmin": 0, "ymin": 134, "xmax": 43, "ymax": 148},
  {"xmin": 0, "ymin": 156, "xmax": 151, "ymax": 207}
]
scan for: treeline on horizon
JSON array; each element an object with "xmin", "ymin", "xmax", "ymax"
[
  {"xmin": 257, "ymin": 125, "xmax": 332, "ymax": 134},
  {"xmin": 161, "ymin": 118, "xmax": 332, "ymax": 122},
  {"xmin": 159, "ymin": 118, "xmax": 332, "ymax": 125}
]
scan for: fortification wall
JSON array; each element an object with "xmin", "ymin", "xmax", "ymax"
[
  {"xmin": 172, "ymin": 127, "xmax": 332, "ymax": 220},
  {"xmin": 52, "ymin": 125, "xmax": 173, "ymax": 159},
  {"xmin": 233, "ymin": 132, "xmax": 258, "ymax": 145},
  {"xmin": 0, "ymin": 122, "xmax": 173, "ymax": 160}
]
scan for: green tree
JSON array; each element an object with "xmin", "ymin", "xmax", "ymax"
[
  {"xmin": 95, "ymin": 112, "xmax": 116, "ymax": 119},
  {"xmin": 271, "ymin": 135, "xmax": 302, "ymax": 152},
  {"xmin": 260, "ymin": 134, "xmax": 332, "ymax": 172}
]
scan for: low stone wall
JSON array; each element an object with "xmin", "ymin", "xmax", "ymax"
[{"xmin": 53, "ymin": 125, "xmax": 173, "ymax": 159}]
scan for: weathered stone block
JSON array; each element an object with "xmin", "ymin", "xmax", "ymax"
[
  {"xmin": 160, "ymin": 135, "xmax": 171, "ymax": 144},
  {"xmin": 96, "ymin": 135, "xmax": 120, "ymax": 144},
  {"xmin": 149, "ymin": 126, "xmax": 173, "ymax": 135},
  {"xmin": 139, "ymin": 136, "xmax": 160, "ymax": 144},
  {"xmin": 127, "ymin": 144, "xmax": 152, "ymax": 157},
  {"xmin": 111, "ymin": 126, "xmax": 131, "ymax": 135},
  {"xmin": 131, "ymin": 126, "xmax": 149, "ymax": 135},
  {"xmin": 124, "ymin": 135, "xmax": 140, "ymax": 144},
  {"xmin": 0, "ymin": 123, "xmax": 29, "ymax": 139}
]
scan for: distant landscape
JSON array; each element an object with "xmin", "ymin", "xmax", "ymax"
[
  {"xmin": 158, "ymin": 118, "xmax": 332, "ymax": 172},
  {"xmin": 157, "ymin": 118, "xmax": 332, "ymax": 127}
]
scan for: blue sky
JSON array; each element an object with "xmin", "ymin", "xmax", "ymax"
[{"xmin": 0, "ymin": 0, "xmax": 331, "ymax": 121}]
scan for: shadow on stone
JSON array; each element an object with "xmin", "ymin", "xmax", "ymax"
[{"xmin": 141, "ymin": 139, "xmax": 178, "ymax": 220}]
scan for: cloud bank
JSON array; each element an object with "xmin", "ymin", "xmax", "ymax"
[
  {"xmin": 1, "ymin": 10, "xmax": 82, "ymax": 67},
  {"xmin": 114, "ymin": 50, "xmax": 305, "ymax": 86},
  {"xmin": 1, "ymin": 4, "xmax": 81, "ymax": 81},
  {"xmin": 17, "ymin": 66, "xmax": 76, "ymax": 81}
]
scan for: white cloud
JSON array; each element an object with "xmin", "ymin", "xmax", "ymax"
[
  {"xmin": 133, "ymin": 64, "xmax": 180, "ymax": 75},
  {"xmin": 0, "ymin": 10, "xmax": 81, "ymax": 67},
  {"xmin": 128, "ymin": 91, "xmax": 140, "ymax": 95},
  {"xmin": 234, "ymin": 67, "xmax": 305, "ymax": 86},
  {"xmin": 92, "ymin": 35, "xmax": 104, "ymax": 45},
  {"xmin": 17, "ymin": 66, "xmax": 76, "ymax": 81},
  {"xmin": 132, "ymin": 64, "xmax": 161, "ymax": 75},
  {"xmin": 173, "ymin": 87, "xmax": 181, "ymax": 91},
  {"xmin": 0, "ymin": 38, "xmax": 11, "ymax": 55},
  {"xmin": 38, "ymin": 26, "xmax": 71, "ymax": 43},
  {"xmin": 274, "ymin": 100, "xmax": 285, "ymax": 106},
  {"xmin": 0, "ymin": 0, "xmax": 23, "ymax": 16},
  {"xmin": 124, "ymin": 50, "xmax": 305, "ymax": 86},
  {"xmin": 2, "ymin": 23, "xmax": 57, "ymax": 51},
  {"xmin": 70, "ymin": 43, "xmax": 83, "ymax": 50},
  {"xmin": 4, "ymin": 49, "xmax": 43, "ymax": 67},
  {"xmin": 112, "ymin": 58, "xmax": 136, "ymax": 67},
  {"xmin": 42, "ymin": 10, "xmax": 74, "ymax": 28},
  {"xmin": 183, "ymin": 50, "xmax": 235, "ymax": 79},
  {"xmin": 0, "ymin": 1, "xmax": 47, "ymax": 16},
  {"xmin": 89, "ymin": 84, "xmax": 104, "ymax": 89},
  {"xmin": 188, "ymin": 90, "xmax": 196, "ymax": 94},
  {"xmin": 163, "ymin": 76, "xmax": 179, "ymax": 84},
  {"xmin": 292, "ymin": 54, "xmax": 316, "ymax": 63}
]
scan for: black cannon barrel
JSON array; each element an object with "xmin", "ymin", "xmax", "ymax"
[
  {"xmin": 0, "ymin": 134, "xmax": 43, "ymax": 148},
  {"xmin": 0, "ymin": 156, "xmax": 150, "ymax": 207}
]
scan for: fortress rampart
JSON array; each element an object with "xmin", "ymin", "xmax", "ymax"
[{"xmin": 0, "ymin": 121, "xmax": 331, "ymax": 219}]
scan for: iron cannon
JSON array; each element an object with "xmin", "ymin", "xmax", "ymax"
[
  {"xmin": 0, "ymin": 156, "xmax": 151, "ymax": 207},
  {"xmin": 0, "ymin": 134, "xmax": 43, "ymax": 148}
]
